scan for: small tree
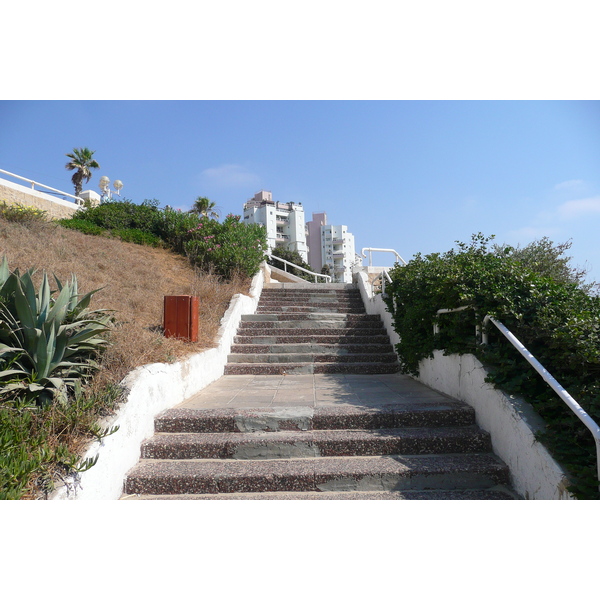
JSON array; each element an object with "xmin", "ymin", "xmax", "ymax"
[
  {"xmin": 65, "ymin": 147, "xmax": 100, "ymax": 198},
  {"xmin": 189, "ymin": 196, "xmax": 220, "ymax": 219},
  {"xmin": 494, "ymin": 237, "xmax": 597, "ymax": 295}
]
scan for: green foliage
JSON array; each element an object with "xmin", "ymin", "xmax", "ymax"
[
  {"xmin": 74, "ymin": 198, "xmax": 164, "ymax": 234},
  {"xmin": 494, "ymin": 237, "xmax": 597, "ymax": 295},
  {"xmin": 0, "ymin": 257, "xmax": 112, "ymax": 406},
  {"xmin": 110, "ymin": 228, "xmax": 163, "ymax": 247},
  {"xmin": 62, "ymin": 201, "xmax": 268, "ymax": 279},
  {"xmin": 189, "ymin": 196, "xmax": 221, "ymax": 219},
  {"xmin": 58, "ymin": 218, "xmax": 106, "ymax": 236},
  {"xmin": 64, "ymin": 147, "xmax": 100, "ymax": 198},
  {"xmin": 185, "ymin": 214, "xmax": 268, "ymax": 279},
  {"xmin": 385, "ymin": 234, "xmax": 600, "ymax": 499},
  {"xmin": 0, "ymin": 382, "xmax": 121, "ymax": 499},
  {"xmin": 267, "ymin": 247, "xmax": 314, "ymax": 281},
  {"xmin": 0, "ymin": 201, "xmax": 48, "ymax": 223}
]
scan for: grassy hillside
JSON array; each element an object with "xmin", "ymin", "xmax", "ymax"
[{"xmin": 0, "ymin": 217, "xmax": 250, "ymax": 497}]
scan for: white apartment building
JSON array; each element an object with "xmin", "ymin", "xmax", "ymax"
[
  {"xmin": 243, "ymin": 190, "xmax": 308, "ymax": 261},
  {"xmin": 306, "ymin": 212, "xmax": 356, "ymax": 283}
]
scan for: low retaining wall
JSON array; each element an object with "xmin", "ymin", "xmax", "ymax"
[
  {"xmin": 418, "ymin": 351, "xmax": 573, "ymax": 500},
  {"xmin": 50, "ymin": 265, "xmax": 265, "ymax": 500},
  {"xmin": 0, "ymin": 177, "xmax": 79, "ymax": 220},
  {"xmin": 353, "ymin": 268, "xmax": 573, "ymax": 500}
]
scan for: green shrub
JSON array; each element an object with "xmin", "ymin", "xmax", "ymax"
[
  {"xmin": 111, "ymin": 228, "xmax": 163, "ymax": 247},
  {"xmin": 61, "ymin": 201, "xmax": 268, "ymax": 280},
  {"xmin": 184, "ymin": 214, "xmax": 268, "ymax": 279},
  {"xmin": 74, "ymin": 198, "xmax": 164, "ymax": 234},
  {"xmin": 58, "ymin": 218, "xmax": 106, "ymax": 236},
  {"xmin": 0, "ymin": 382, "xmax": 121, "ymax": 499},
  {"xmin": 385, "ymin": 234, "xmax": 600, "ymax": 499},
  {"xmin": 0, "ymin": 201, "xmax": 47, "ymax": 223},
  {"xmin": 0, "ymin": 257, "xmax": 112, "ymax": 406}
]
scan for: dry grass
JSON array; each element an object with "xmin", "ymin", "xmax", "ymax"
[{"xmin": 0, "ymin": 218, "xmax": 251, "ymax": 393}]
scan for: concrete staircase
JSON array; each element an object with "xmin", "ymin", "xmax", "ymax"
[
  {"xmin": 224, "ymin": 284, "xmax": 401, "ymax": 375},
  {"xmin": 122, "ymin": 284, "xmax": 517, "ymax": 500},
  {"xmin": 122, "ymin": 400, "xmax": 517, "ymax": 499}
]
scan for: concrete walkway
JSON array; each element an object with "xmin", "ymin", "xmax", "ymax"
[{"xmin": 177, "ymin": 372, "xmax": 455, "ymax": 411}]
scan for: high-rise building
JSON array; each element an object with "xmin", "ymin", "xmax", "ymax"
[
  {"xmin": 306, "ymin": 212, "xmax": 356, "ymax": 283},
  {"xmin": 243, "ymin": 191, "xmax": 308, "ymax": 261},
  {"xmin": 306, "ymin": 211, "xmax": 327, "ymax": 272}
]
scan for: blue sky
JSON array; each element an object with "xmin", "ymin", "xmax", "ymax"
[{"xmin": 1, "ymin": 100, "xmax": 599, "ymax": 279}]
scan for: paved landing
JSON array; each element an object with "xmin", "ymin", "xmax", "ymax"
[{"xmin": 177, "ymin": 373, "xmax": 452, "ymax": 411}]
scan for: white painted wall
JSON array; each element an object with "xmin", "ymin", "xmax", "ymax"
[
  {"xmin": 418, "ymin": 351, "xmax": 573, "ymax": 500},
  {"xmin": 353, "ymin": 268, "xmax": 573, "ymax": 500},
  {"xmin": 50, "ymin": 266, "xmax": 266, "ymax": 500}
]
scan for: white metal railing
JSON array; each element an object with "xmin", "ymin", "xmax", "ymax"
[
  {"xmin": 372, "ymin": 269, "xmax": 393, "ymax": 296},
  {"xmin": 266, "ymin": 253, "xmax": 331, "ymax": 283},
  {"xmin": 482, "ymin": 315, "xmax": 600, "ymax": 488},
  {"xmin": 434, "ymin": 306, "xmax": 600, "ymax": 489},
  {"xmin": 361, "ymin": 247, "xmax": 407, "ymax": 267},
  {"xmin": 0, "ymin": 168, "xmax": 82, "ymax": 204}
]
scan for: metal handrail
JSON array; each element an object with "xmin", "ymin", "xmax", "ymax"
[
  {"xmin": 266, "ymin": 253, "xmax": 331, "ymax": 283},
  {"xmin": 361, "ymin": 247, "xmax": 407, "ymax": 267},
  {"xmin": 372, "ymin": 269, "xmax": 393, "ymax": 296},
  {"xmin": 0, "ymin": 168, "xmax": 82, "ymax": 203},
  {"xmin": 482, "ymin": 314, "xmax": 600, "ymax": 488},
  {"xmin": 434, "ymin": 305, "xmax": 600, "ymax": 488}
]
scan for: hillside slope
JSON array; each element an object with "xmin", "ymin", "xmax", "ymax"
[{"xmin": 0, "ymin": 218, "xmax": 250, "ymax": 393}]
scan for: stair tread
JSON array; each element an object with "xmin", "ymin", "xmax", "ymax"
[
  {"xmin": 122, "ymin": 488, "xmax": 517, "ymax": 500},
  {"xmin": 141, "ymin": 426, "xmax": 491, "ymax": 459},
  {"xmin": 124, "ymin": 453, "xmax": 510, "ymax": 495}
]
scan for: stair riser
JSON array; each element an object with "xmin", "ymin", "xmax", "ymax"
[
  {"xmin": 229, "ymin": 344, "xmax": 394, "ymax": 354},
  {"xmin": 141, "ymin": 432, "xmax": 492, "ymax": 460},
  {"xmin": 243, "ymin": 314, "xmax": 380, "ymax": 322},
  {"xmin": 223, "ymin": 363, "xmax": 401, "ymax": 375},
  {"xmin": 155, "ymin": 407, "xmax": 477, "ymax": 433},
  {"xmin": 124, "ymin": 458, "xmax": 510, "ymax": 495},
  {"xmin": 237, "ymin": 321, "xmax": 389, "ymax": 341},
  {"xmin": 234, "ymin": 335, "xmax": 392, "ymax": 345},
  {"xmin": 256, "ymin": 308, "xmax": 365, "ymax": 314},
  {"xmin": 226, "ymin": 354, "xmax": 398, "ymax": 364}
]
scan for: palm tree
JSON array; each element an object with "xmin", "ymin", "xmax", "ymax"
[
  {"xmin": 189, "ymin": 196, "xmax": 221, "ymax": 219},
  {"xmin": 65, "ymin": 147, "xmax": 100, "ymax": 197}
]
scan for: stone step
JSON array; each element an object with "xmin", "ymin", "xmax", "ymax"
[
  {"xmin": 233, "ymin": 334, "xmax": 393, "ymax": 345},
  {"xmin": 259, "ymin": 298, "xmax": 361, "ymax": 304},
  {"xmin": 223, "ymin": 362, "xmax": 402, "ymax": 375},
  {"xmin": 154, "ymin": 404, "xmax": 478, "ymax": 434},
  {"xmin": 229, "ymin": 343, "xmax": 394, "ymax": 354},
  {"xmin": 124, "ymin": 453, "xmax": 511, "ymax": 496},
  {"xmin": 122, "ymin": 488, "xmax": 517, "ymax": 500},
  {"xmin": 256, "ymin": 306, "xmax": 365, "ymax": 314},
  {"xmin": 237, "ymin": 320, "xmax": 385, "ymax": 331},
  {"xmin": 226, "ymin": 352, "xmax": 399, "ymax": 364},
  {"xmin": 242, "ymin": 313, "xmax": 379, "ymax": 323},
  {"xmin": 140, "ymin": 425, "xmax": 492, "ymax": 460},
  {"xmin": 260, "ymin": 290, "xmax": 361, "ymax": 297}
]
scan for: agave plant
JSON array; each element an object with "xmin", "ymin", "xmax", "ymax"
[{"xmin": 0, "ymin": 257, "xmax": 112, "ymax": 405}]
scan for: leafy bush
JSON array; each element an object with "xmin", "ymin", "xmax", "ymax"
[
  {"xmin": 0, "ymin": 382, "xmax": 121, "ymax": 499},
  {"xmin": 185, "ymin": 214, "xmax": 268, "ymax": 279},
  {"xmin": 111, "ymin": 228, "xmax": 163, "ymax": 247},
  {"xmin": 0, "ymin": 257, "xmax": 112, "ymax": 406},
  {"xmin": 0, "ymin": 201, "xmax": 47, "ymax": 223},
  {"xmin": 385, "ymin": 234, "xmax": 600, "ymax": 499},
  {"xmin": 74, "ymin": 198, "xmax": 164, "ymax": 234},
  {"xmin": 58, "ymin": 218, "xmax": 106, "ymax": 236}
]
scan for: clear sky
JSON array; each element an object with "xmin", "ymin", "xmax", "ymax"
[{"xmin": 1, "ymin": 100, "xmax": 599, "ymax": 279}]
